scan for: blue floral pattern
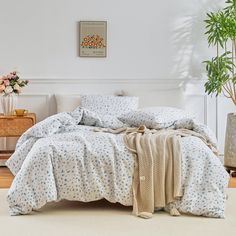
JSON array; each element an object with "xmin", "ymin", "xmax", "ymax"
[
  {"xmin": 119, "ymin": 106, "xmax": 193, "ymax": 129},
  {"xmin": 6, "ymin": 108, "xmax": 229, "ymax": 217},
  {"xmin": 80, "ymin": 95, "xmax": 139, "ymax": 116}
]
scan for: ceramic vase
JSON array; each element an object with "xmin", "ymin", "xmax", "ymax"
[{"xmin": 0, "ymin": 94, "xmax": 18, "ymax": 116}]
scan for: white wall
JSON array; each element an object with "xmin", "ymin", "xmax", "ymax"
[{"xmin": 0, "ymin": 0, "xmax": 223, "ymax": 79}]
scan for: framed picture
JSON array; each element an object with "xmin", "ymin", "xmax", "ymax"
[{"xmin": 79, "ymin": 21, "xmax": 107, "ymax": 57}]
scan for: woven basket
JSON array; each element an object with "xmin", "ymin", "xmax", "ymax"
[{"xmin": 0, "ymin": 116, "xmax": 35, "ymax": 137}]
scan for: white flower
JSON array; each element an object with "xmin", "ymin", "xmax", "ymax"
[
  {"xmin": 14, "ymin": 83, "xmax": 21, "ymax": 90},
  {"xmin": 4, "ymin": 86, "xmax": 13, "ymax": 94}
]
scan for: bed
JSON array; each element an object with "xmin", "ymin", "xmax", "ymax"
[{"xmin": 6, "ymin": 95, "xmax": 229, "ymax": 218}]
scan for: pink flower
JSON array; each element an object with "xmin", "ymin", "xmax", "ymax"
[
  {"xmin": 3, "ymin": 80, "xmax": 10, "ymax": 86},
  {"xmin": 6, "ymin": 73, "xmax": 16, "ymax": 80},
  {"xmin": 0, "ymin": 84, "xmax": 6, "ymax": 93}
]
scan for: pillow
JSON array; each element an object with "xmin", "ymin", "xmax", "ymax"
[
  {"xmin": 55, "ymin": 94, "xmax": 81, "ymax": 113},
  {"xmin": 73, "ymin": 107, "xmax": 126, "ymax": 129},
  {"xmin": 80, "ymin": 95, "xmax": 139, "ymax": 116},
  {"xmin": 175, "ymin": 118, "xmax": 217, "ymax": 148},
  {"xmin": 118, "ymin": 106, "xmax": 193, "ymax": 129}
]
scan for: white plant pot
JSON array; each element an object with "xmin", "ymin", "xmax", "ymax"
[
  {"xmin": 0, "ymin": 94, "xmax": 18, "ymax": 116},
  {"xmin": 224, "ymin": 113, "xmax": 236, "ymax": 168}
]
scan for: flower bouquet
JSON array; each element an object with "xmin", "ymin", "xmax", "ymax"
[
  {"xmin": 0, "ymin": 71, "xmax": 29, "ymax": 115},
  {"xmin": 0, "ymin": 71, "xmax": 28, "ymax": 95}
]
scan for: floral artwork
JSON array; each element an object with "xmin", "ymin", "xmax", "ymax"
[
  {"xmin": 79, "ymin": 21, "xmax": 107, "ymax": 57},
  {"xmin": 80, "ymin": 35, "xmax": 106, "ymax": 49},
  {"xmin": 0, "ymin": 71, "xmax": 28, "ymax": 95}
]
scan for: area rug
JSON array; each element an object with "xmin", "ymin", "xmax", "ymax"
[{"xmin": 0, "ymin": 189, "xmax": 235, "ymax": 236}]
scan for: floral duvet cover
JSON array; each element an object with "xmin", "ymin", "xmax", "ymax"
[{"xmin": 6, "ymin": 108, "xmax": 229, "ymax": 217}]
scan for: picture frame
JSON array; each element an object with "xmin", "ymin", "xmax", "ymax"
[{"xmin": 79, "ymin": 21, "xmax": 107, "ymax": 58}]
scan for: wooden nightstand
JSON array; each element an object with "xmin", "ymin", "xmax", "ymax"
[{"xmin": 0, "ymin": 113, "xmax": 36, "ymax": 165}]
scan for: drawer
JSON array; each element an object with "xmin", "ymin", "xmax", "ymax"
[{"xmin": 0, "ymin": 117, "xmax": 34, "ymax": 137}]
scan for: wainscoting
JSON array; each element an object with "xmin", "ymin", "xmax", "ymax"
[{"xmin": 1, "ymin": 78, "xmax": 234, "ymax": 155}]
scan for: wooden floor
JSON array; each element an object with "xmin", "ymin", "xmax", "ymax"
[
  {"xmin": 0, "ymin": 167, "xmax": 236, "ymax": 188},
  {"xmin": 229, "ymin": 177, "xmax": 236, "ymax": 188},
  {"xmin": 0, "ymin": 167, "xmax": 14, "ymax": 188}
]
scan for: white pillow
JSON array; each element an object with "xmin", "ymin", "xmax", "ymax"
[
  {"xmin": 82, "ymin": 109, "xmax": 125, "ymax": 129},
  {"xmin": 118, "ymin": 106, "xmax": 193, "ymax": 129},
  {"xmin": 55, "ymin": 94, "xmax": 81, "ymax": 113},
  {"xmin": 80, "ymin": 95, "xmax": 139, "ymax": 116},
  {"xmin": 73, "ymin": 107, "xmax": 126, "ymax": 129}
]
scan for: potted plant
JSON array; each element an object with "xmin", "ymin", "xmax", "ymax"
[
  {"xmin": 204, "ymin": 0, "xmax": 236, "ymax": 171},
  {"xmin": 0, "ymin": 71, "xmax": 28, "ymax": 116}
]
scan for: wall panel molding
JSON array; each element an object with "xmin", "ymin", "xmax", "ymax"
[
  {"xmin": 26, "ymin": 77, "xmax": 188, "ymax": 83},
  {"xmin": 25, "ymin": 77, "xmax": 206, "ymax": 86}
]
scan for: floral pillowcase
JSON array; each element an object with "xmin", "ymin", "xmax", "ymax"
[
  {"xmin": 118, "ymin": 106, "xmax": 194, "ymax": 129},
  {"xmin": 80, "ymin": 95, "xmax": 139, "ymax": 116},
  {"xmin": 73, "ymin": 107, "xmax": 126, "ymax": 129}
]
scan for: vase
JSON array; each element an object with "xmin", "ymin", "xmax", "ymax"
[
  {"xmin": 0, "ymin": 94, "xmax": 18, "ymax": 116},
  {"xmin": 224, "ymin": 113, "xmax": 236, "ymax": 169}
]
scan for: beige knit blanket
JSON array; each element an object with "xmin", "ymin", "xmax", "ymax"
[{"xmin": 94, "ymin": 126, "xmax": 216, "ymax": 219}]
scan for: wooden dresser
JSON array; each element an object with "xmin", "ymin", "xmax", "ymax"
[{"xmin": 0, "ymin": 113, "xmax": 36, "ymax": 165}]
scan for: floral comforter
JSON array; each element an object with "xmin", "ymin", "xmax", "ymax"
[{"xmin": 6, "ymin": 108, "xmax": 229, "ymax": 217}]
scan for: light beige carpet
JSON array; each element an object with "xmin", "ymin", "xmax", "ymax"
[{"xmin": 0, "ymin": 189, "xmax": 235, "ymax": 236}]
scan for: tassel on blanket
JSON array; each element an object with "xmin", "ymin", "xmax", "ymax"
[
  {"xmin": 138, "ymin": 212, "xmax": 153, "ymax": 219},
  {"xmin": 170, "ymin": 207, "xmax": 181, "ymax": 216},
  {"xmin": 138, "ymin": 206, "xmax": 180, "ymax": 218},
  {"xmin": 164, "ymin": 202, "xmax": 181, "ymax": 216}
]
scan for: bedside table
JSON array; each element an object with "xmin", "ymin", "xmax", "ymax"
[{"xmin": 0, "ymin": 113, "xmax": 36, "ymax": 165}]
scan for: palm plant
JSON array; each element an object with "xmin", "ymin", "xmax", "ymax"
[{"xmin": 204, "ymin": 0, "xmax": 236, "ymax": 105}]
